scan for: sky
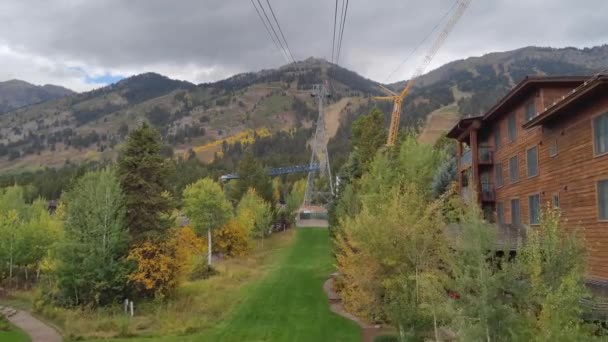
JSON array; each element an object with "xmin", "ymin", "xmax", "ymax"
[{"xmin": 0, "ymin": 0, "xmax": 606, "ymax": 92}]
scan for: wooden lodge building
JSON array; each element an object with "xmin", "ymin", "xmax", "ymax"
[{"xmin": 447, "ymin": 74, "xmax": 608, "ymax": 287}]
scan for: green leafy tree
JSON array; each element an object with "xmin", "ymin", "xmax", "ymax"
[
  {"xmin": 118, "ymin": 123, "xmax": 171, "ymax": 243},
  {"xmin": 236, "ymin": 188, "xmax": 272, "ymax": 239},
  {"xmin": 351, "ymin": 107, "xmax": 386, "ymax": 165},
  {"xmin": 229, "ymin": 153, "xmax": 273, "ymax": 204},
  {"xmin": 54, "ymin": 168, "xmax": 130, "ymax": 306},
  {"xmin": 452, "ymin": 204, "xmax": 528, "ymax": 341},
  {"xmin": 183, "ymin": 178, "xmax": 233, "ymax": 266},
  {"xmin": 512, "ymin": 207, "xmax": 590, "ymax": 340},
  {"xmin": 0, "ymin": 186, "xmax": 59, "ymax": 284}
]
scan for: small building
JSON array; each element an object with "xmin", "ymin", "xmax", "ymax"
[{"xmin": 447, "ymin": 75, "xmax": 608, "ymax": 287}]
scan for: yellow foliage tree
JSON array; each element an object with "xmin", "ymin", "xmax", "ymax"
[
  {"xmin": 213, "ymin": 219, "xmax": 250, "ymax": 258},
  {"xmin": 128, "ymin": 226, "xmax": 204, "ymax": 298}
]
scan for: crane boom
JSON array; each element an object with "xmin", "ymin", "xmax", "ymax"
[{"xmin": 379, "ymin": 0, "xmax": 472, "ymax": 146}]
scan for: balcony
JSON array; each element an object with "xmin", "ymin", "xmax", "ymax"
[
  {"xmin": 479, "ymin": 147, "xmax": 494, "ymax": 165},
  {"xmin": 460, "ymin": 150, "xmax": 472, "ymax": 167},
  {"xmin": 481, "ymin": 182, "xmax": 495, "ymax": 202}
]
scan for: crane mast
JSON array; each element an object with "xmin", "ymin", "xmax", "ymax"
[{"xmin": 379, "ymin": 0, "xmax": 472, "ymax": 146}]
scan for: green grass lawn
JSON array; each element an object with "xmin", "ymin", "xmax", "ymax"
[
  {"xmin": 99, "ymin": 228, "xmax": 359, "ymax": 342},
  {"xmin": 0, "ymin": 324, "xmax": 31, "ymax": 342}
]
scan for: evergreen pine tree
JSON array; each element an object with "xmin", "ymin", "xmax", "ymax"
[{"xmin": 118, "ymin": 123, "xmax": 171, "ymax": 243}]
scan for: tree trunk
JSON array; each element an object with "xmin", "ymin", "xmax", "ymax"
[
  {"xmin": 433, "ymin": 310, "xmax": 439, "ymax": 342},
  {"xmin": 207, "ymin": 229, "xmax": 212, "ymax": 266}
]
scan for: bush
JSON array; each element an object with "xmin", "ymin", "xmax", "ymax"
[{"xmin": 213, "ymin": 220, "xmax": 250, "ymax": 258}]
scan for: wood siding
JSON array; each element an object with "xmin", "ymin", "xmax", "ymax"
[{"xmin": 464, "ymin": 85, "xmax": 608, "ymax": 280}]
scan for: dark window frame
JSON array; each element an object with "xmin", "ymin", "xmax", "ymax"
[
  {"xmin": 526, "ymin": 146, "xmax": 539, "ymax": 178},
  {"xmin": 549, "ymin": 138, "xmax": 558, "ymax": 157},
  {"xmin": 511, "ymin": 198, "xmax": 521, "ymax": 225},
  {"xmin": 525, "ymin": 100, "xmax": 536, "ymax": 122},
  {"xmin": 598, "ymin": 179, "xmax": 608, "ymax": 221},
  {"xmin": 528, "ymin": 193, "xmax": 541, "ymax": 225},
  {"xmin": 495, "ymin": 162, "xmax": 503, "ymax": 188},
  {"xmin": 509, "ymin": 155, "xmax": 519, "ymax": 183},
  {"xmin": 508, "ymin": 113, "xmax": 517, "ymax": 143},
  {"xmin": 496, "ymin": 202, "xmax": 504, "ymax": 224},
  {"xmin": 494, "ymin": 125, "xmax": 501, "ymax": 150},
  {"xmin": 593, "ymin": 112, "xmax": 608, "ymax": 157}
]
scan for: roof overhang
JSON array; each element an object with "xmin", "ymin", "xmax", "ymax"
[
  {"xmin": 523, "ymin": 75, "xmax": 608, "ymax": 129},
  {"xmin": 446, "ymin": 116, "xmax": 482, "ymax": 139},
  {"xmin": 483, "ymin": 76, "xmax": 588, "ymax": 123}
]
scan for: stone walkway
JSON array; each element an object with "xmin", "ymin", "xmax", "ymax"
[{"xmin": 1, "ymin": 305, "xmax": 62, "ymax": 342}]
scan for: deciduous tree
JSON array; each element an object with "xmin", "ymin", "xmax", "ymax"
[{"xmin": 183, "ymin": 178, "xmax": 233, "ymax": 266}]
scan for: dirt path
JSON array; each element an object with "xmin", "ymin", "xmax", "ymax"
[
  {"xmin": 323, "ymin": 275, "xmax": 395, "ymax": 342},
  {"xmin": 324, "ymin": 97, "xmax": 353, "ymax": 141},
  {"xmin": 1, "ymin": 306, "xmax": 62, "ymax": 342}
]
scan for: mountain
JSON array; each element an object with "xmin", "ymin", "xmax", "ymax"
[
  {"xmin": 0, "ymin": 45, "xmax": 606, "ymax": 172},
  {"xmin": 0, "ymin": 80, "xmax": 75, "ymax": 113}
]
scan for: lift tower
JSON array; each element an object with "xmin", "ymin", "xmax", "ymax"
[{"xmin": 303, "ymin": 83, "xmax": 334, "ymax": 207}]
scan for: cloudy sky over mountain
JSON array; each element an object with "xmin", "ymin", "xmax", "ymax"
[{"xmin": 0, "ymin": 0, "xmax": 606, "ymax": 91}]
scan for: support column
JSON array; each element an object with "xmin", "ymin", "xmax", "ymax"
[
  {"xmin": 456, "ymin": 141, "xmax": 462, "ymax": 192},
  {"xmin": 470, "ymin": 129, "xmax": 480, "ymax": 204}
]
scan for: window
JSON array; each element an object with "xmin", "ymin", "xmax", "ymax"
[
  {"xmin": 511, "ymin": 198, "xmax": 521, "ymax": 224},
  {"xmin": 495, "ymin": 162, "xmax": 503, "ymax": 187},
  {"xmin": 599, "ymin": 180, "xmax": 608, "ymax": 220},
  {"xmin": 549, "ymin": 139, "xmax": 558, "ymax": 157},
  {"xmin": 508, "ymin": 114, "xmax": 517, "ymax": 142},
  {"xmin": 553, "ymin": 194, "xmax": 560, "ymax": 209},
  {"xmin": 525, "ymin": 100, "xmax": 536, "ymax": 122},
  {"xmin": 527, "ymin": 146, "xmax": 539, "ymax": 177},
  {"xmin": 509, "ymin": 156, "xmax": 519, "ymax": 183},
  {"xmin": 594, "ymin": 112, "xmax": 608, "ymax": 156},
  {"xmin": 494, "ymin": 126, "xmax": 501, "ymax": 150},
  {"xmin": 496, "ymin": 202, "xmax": 504, "ymax": 224},
  {"xmin": 529, "ymin": 194, "xmax": 540, "ymax": 225}
]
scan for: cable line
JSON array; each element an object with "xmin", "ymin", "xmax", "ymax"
[
  {"xmin": 265, "ymin": 0, "xmax": 296, "ymax": 64},
  {"xmin": 249, "ymin": 0, "xmax": 289, "ymax": 63},
  {"xmin": 256, "ymin": 0, "xmax": 291, "ymax": 64},
  {"xmin": 331, "ymin": 0, "xmax": 339, "ymax": 64},
  {"xmin": 335, "ymin": 0, "xmax": 349, "ymax": 66},
  {"xmin": 384, "ymin": 0, "xmax": 459, "ymax": 83}
]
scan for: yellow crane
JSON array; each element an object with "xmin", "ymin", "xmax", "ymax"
[{"xmin": 376, "ymin": 0, "xmax": 472, "ymax": 146}]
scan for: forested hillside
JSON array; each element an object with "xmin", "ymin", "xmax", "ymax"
[{"xmin": 0, "ymin": 45, "xmax": 605, "ymax": 172}]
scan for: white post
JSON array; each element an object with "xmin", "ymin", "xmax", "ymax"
[
  {"xmin": 124, "ymin": 299, "xmax": 129, "ymax": 314},
  {"xmin": 207, "ymin": 229, "xmax": 212, "ymax": 266},
  {"xmin": 129, "ymin": 300, "xmax": 134, "ymax": 317}
]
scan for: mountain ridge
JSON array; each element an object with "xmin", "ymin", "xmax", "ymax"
[{"xmin": 0, "ymin": 45, "xmax": 605, "ymax": 172}]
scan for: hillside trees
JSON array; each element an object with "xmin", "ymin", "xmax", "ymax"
[
  {"xmin": 334, "ymin": 135, "xmax": 447, "ymax": 338},
  {"xmin": 236, "ymin": 188, "xmax": 272, "ymax": 240},
  {"xmin": 229, "ymin": 153, "xmax": 273, "ymax": 204},
  {"xmin": 118, "ymin": 123, "xmax": 171, "ymax": 243},
  {"xmin": 0, "ymin": 186, "xmax": 60, "ymax": 285},
  {"xmin": 54, "ymin": 168, "xmax": 131, "ymax": 306},
  {"xmin": 183, "ymin": 178, "xmax": 233, "ymax": 266},
  {"xmin": 351, "ymin": 107, "xmax": 386, "ymax": 165}
]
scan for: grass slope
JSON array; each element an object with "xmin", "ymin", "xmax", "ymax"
[
  {"xmin": 99, "ymin": 228, "xmax": 359, "ymax": 342},
  {"xmin": 0, "ymin": 323, "xmax": 31, "ymax": 342},
  {"xmin": 207, "ymin": 228, "xmax": 359, "ymax": 342}
]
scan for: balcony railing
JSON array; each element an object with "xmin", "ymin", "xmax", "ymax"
[
  {"xmin": 461, "ymin": 150, "xmax": 472, "ymax": 167},
  {"xmin": 479, "ymin": 147, "xmax": 494, "ymax": 165},
  {"xmin": 481, "ymin": 182, "xmax": 495, "ymax": 202}
]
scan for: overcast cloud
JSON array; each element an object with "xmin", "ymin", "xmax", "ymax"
[{"xmin": 0, "ymin": 0, "xmax": 606, "ymax": 91}]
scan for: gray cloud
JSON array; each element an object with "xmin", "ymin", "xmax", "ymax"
[{"xmin": 0, "ymin": 0, "xmax": 606, "ymax": 91}]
